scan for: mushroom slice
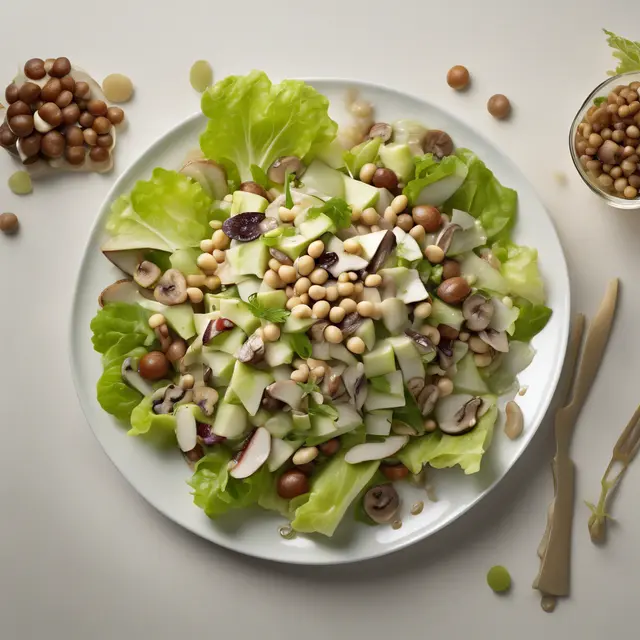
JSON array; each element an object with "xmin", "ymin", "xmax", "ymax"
[
  {"xmin": 404, "ymin": 329, "xmax": 436, "ymax": 355},
  {"xmin": 192, "ymin": 387, "xmax": 219, "ymax": 416},
  {"xmin": 438, "ymin": 338, "xmax": 455, "ymax": 370},
  {"xmin": 417, "ymin": 384, "xmax": 440, "ymax": 417},
  {"xmin": 102, "ymin": 249, "xmax": 144, "ymax": 276},
  {"xmin": 133, "ymin": 260, "xmax": 162, "ymax": 289},
  {"xmin": 422, "ymin": 130, "xmax": 454, "ymax": 158},
  {"xmin": 407, "ymin": 377, "xmax": 426, "ymax": 400},
  {"xmin": 345, "ymin": 436, "xmax": 409, "ymax": 464},
  {"xmin": 462, "ymin": 294, "xmax": 494, "ymax": 332},
  {"xmin": 436, "ymin": 394, "xmax": 483, "ymax": 435},
  {"xmin": 338, "ymin": 312, "xmax": 365, "ymax": 338},
  {"xmin": 98, "ymin": 279, "xmax": 142, "ymax": 307},
  {"xmin": 268, "ymin": 248, "xmax": 293, "ymax": 266},
  {"xmin": 175, "ymin": 406, "xmax": 198, "ymax": 452},
  {"xmin": 266, "ymin": 380, "xmax": 305, "ymax": 411},
  {"xmin": 310, "ymin": 320, "xmax": 330, "ymax": 342},
  {"xmin": 154, "ymin": 269, "xmax": 188, "ymax": 305},
  {"xmin": 121, "ymin": 357, "xmax": 153, "ymax": 396},
  {"xmin": 479, "ymin": 329, "xmax": 509, "ymax": 353},
  {"xmin": 368, "ymin": 122, "xmax": 392, "ymax": 142},
  {"xmin": 236, "ymin": 333, "xmax": 265, "ymax": 364},
  {"xmin": 202, "ymin": 317, "xmax": 234, "ymax": 345},
  {"xmin": 391, "ymin": 422, "xmax": 419, "ymax": 436},
  {"xmin": 366, "ymin": 230, "xmax": 396, "ymax": 274},
  {"xmin": 229, "ymin": 427, "xmax": 271, "ymax": 479},
  {"xmin": 342, "ymin": 363, "xmax": 367, "ymax": 412},
  {"xmin": 267, "ymin": 156, "xmax": 304, "ymax": 184},
  {"xmin": 363, "ymin": 484, "xmax": 401, "ymax": 524},
  {"xmin": 436, "ymin": 223, "xmax": 462, "ymax": 255},
  {"xmin": 152, "ymin": 385, "xmax": 186, "ymax": 415}
]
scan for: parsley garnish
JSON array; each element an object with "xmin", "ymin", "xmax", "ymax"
[
  {"xmin": 287, "ymin": 333, "xmax": 312, "ymax": 359},
  {"xmin": 297, "ymin": 380, "xmax": 321, "ymax": 396},
  {"xmin": 246, "ymin": 293, "xmax": 290, "ymax": 324},
  {"xmin": 307, "ymin": 197, "xmax": 352, "ymax": 229},
  {"xmin": 308, "ymin": 402, "xmax": 338, "ymax": 420}
]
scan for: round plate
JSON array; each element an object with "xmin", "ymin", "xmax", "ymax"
[{"xmin": 70, "ymin": 79, "xmax": 570, "ymax": 565}]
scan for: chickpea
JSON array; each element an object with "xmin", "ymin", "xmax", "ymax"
[
  {"xmin": 409, "ymin": 225, "xmax": 426, "ymax": 243},
  {"xmin": 359, "ymin": 162, "xmax": 377, "ymax": 184},
  {"xmin": 610, "ymin": 166, "xmax": 623, "ymax": 179},
  {"xmin": 285, "ymin": 286, "xmax": 295, "ymax": 298},
  {"xmin": 324, "ymin": 325, "xmax": 344, "ymax": 344},
  {"xmin": 588, "ymin": 133, "xmax": 603, "ymax": 148},
  {"xmin": 623, "ymin": 145, "xmax": 636, "ymax": 158},
  {"xmin": 340, "ymin": 298, "xmax": 357, "ymax": 313},
  {"xmin": 286, "ymin": 296, "xmax": 302, "ymax": 310},
  {"xmin": 447, "ymin": 65, "xmax": 470, "ymax": 90},
  {"xmin": 200, "ymin": 238, "xmax": 214, "ymax": 253},
  {"xmin": 213, "ymin": 249, "xmax": 226, "ymax": 263},
  {"xmin": 187, "ymin": 287, "xmax": 204, "ymax": 304},
  {"xmin": 354, "ymin": 282, "xmax": 364, "ymax": 295},
  {"xmin": 300, "ymin": 293, "xmax": 311, "ymax": 305},
  {"xmin": 263, "ymin": 324, "xmax": 281, "ymax": 342},
  {"xmin": 264, "ymin": 269, "xmax": 283, "ymax": 288},
  {"xmin": 278, "ymin": 265, "xmax": 297, "ymax": 284},
  {"xmin": 307, "ymin": 240, "xmax": 324, "ymax": 258},
  {"xmin": 383, "ymin": 207, "xmax": 398, "ymax": 226},
  {"xmin": 627, "ymin": 125, "xmax": 640, "ymax": 139},
  {"xmin": 297, "ymin": 255, "xmax": 315, "ymax": 276},
  {"xmin": 356, "ymin": 301, "xmax": 375, "ymax": 317},
  {"xmin": 612, "ymin": 129, "xmax": 625, "ymax": 143},
  {"xmin": 337, "ymin": 282, "xmax": 355, "ymax": 297},
  {"xmin": 622, "ymin": 159, "xmax": 637, "ymax": 175},
  {"xmin": 601, "ymin": 128, "xmax": 613, "ymax": 141},
  {"xmin": 390, "ymin": 194, "xmax": 408, "ymax": 214},
  {"xmin": 469, "ymin": 336, "xmax": 490, "ymax": 354},
  {"xmin": 619, "ymin": 105, "xmax": 631, "ymax": 118},
  {"xmin": 290, "ymin": 367, "xmax": 309, "ymax": 383},
  {"xmin": 295, "ymin": 277, "xmax": 311, "ymax": 295},
  {"xmin": 364, "ymin": 274, "xmax": 382, "ymax": 288},
  {"xmin": 586, "ymin": 159, "xmax": 602, "ymax": 174},
  {"xmin": 348, "ymin": 271, "xmax": 358, "ymax": 282},
  {"xmin": 205, "ymin": 276, "xmax": 221, "ymax": 291},
  {"xmin": 487, "ymin": 94, "xmax": 511, "ymax": 119},
  {"xmin": 338, "ymin": 273, "xmax": 350, "ymax": 283},
  {"xmin": 624, "ymin": 185, "xmax": 638, "ymax": 199},
  {"xmin": 343, "ymin": 238, "xmax": 361, "ymax": 254},
  {"xmin": 329, "ymin": 306, "xmax": 346, "ymax": 323},
  {"xmin": 396, "ymin": 213, "xmax": 414, "ymax": 232},
  {"xmin": 361, "ymin": 207, "xmax": 379, "ymax": 226},
  {"xmin": 197, "ymin": 253, "xmax": 218, "ymax": 273},
  {"xmin": 313, "ymin": 300, "xmax": 331, "ymax": 318},
  {"xmin": 437, "ymin": 377, "xmax": 454, "ymax": 397},
  {"xmin": 629, "ymin": 174, "xmax": 640, "ymax": 189},
  {"xmin": 474, "ymin": 353, "xmax": 493, "ymax": 368},
  {"xmin": 268, "ymin": 258, "xmax": 282, "ymax": 272},
  {"xmin": 424, "ymin": 245, "xmax": 445, "ymax": 263},
  {"xmin": 598, "ymin": 173, "xmax": 614, "ymax": 188},
  {"xmin": 414, "ymin": 302, "xmax": 432, "ymax": 319},
  {"xmin": 346, "ymin": 336, "xmax": 366, "ymax": 354},
  {"xmin": 292, "ymin": 304, "xmax": 312, "ymax": 318},
  {"xmin": 309, "ymin": 268, "xmax": 329, "ymax": 285},
  {"xmin": 308, "ymin": 285, "xmax": 326, "ymax": 300},
  {"xmin": 212, "ymin": 230, "xmax": 230, "ymax": 250},
  {"xmin": 325, "ymin": 285, "xmax": 339, "ymax": 301}
]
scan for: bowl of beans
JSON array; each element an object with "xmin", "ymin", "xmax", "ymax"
[{"xmin": 570, "ymin": 72, "xmax": 640, "ymax": 208}]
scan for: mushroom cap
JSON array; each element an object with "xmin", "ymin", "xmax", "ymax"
[
  {"xmin": 154, "ymin": 269, "xmax": 188, "ymax": 305},
  {"xmin": 133, "ymin": 260, "xmax": 162, "ymax": 289},
  {"xmin": 462, "ymin": 294, "xmax": 494, "ymax": 332},
  {"xmin": 435, "ymin": 394, "xmax": 483, "ymax": 435},
  {"xmin": 363, "ymin": 484, "xmax": 401, "ymax": 524},
  {"xmin": 436, "ymin": 223, "xmax": 461, "ymax": 254},
  {"xmin": 267, "ymin": 156, "xmax": 304, "ymax": 184},
  {"xmin": 479, "ymin": 328, "xmax": 509, "ymax": 353},
  {"xmin": 236, "ymin": 333, "xmax": 265, "ymax": 364}
]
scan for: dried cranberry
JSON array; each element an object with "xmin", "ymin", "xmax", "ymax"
[
  {"xmin": 197, "ymin": 422, "xmax": 225, "ymax": 446},
  {"xmin": 222, "ymin": 212, "xmax": 266, "ymax": 242}
]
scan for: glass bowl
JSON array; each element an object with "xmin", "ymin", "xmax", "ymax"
[{"xmin": 569, "ymin": 71, "xmax": 640, "ymax": 209}]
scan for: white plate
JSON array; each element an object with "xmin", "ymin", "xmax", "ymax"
[{"xmin": 70, "ymin": 79, "xmax": 570, "ymax": 565}]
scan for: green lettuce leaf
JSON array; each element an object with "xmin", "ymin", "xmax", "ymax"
[
  {"xmin": 512, "ymin": 298, "xmax": 552, "ymax": 341},
  {"xmin": 189, "ymin": 448, "xmax": 277, "ymax": 518},
  {"xmin": 291, "ymin": 452, "xmax": 380, "ymax": 537},
  {"xmin": 105, "ymin": 168, "xmax": 213, "ymax": 252},
  {"xmin": 493, "ymin": 241, "xmax": 546, "ymax": 305},
  {"xmin": 398, "ymin": 401, "xmax": 497, "ymax": 475},
  {"xmin": 604, "ymin": 29, "xmax": 640, "ymax": 75},
  {"xmin": 403, "ymin": 154, "xmax": 469, "ymax": 206},
  {"xmin": 307, "ymin": 197, "xmax": 351, "ymax": 230},
  {"xmin": 200, "ymin": 71, "xmax": 337, "ymax": 183},
  {"xmin": 444, "ymin": 149, "xmax": 517, "ymax": 239},
  {"xmin": 90, "ymin": 303, "xmax": 154, "ymax": 355},
  {"xmin": 128, "ymin": 394, "xmax": 177, "ymax": 445},
  {"xmin": 481, "ymin": 342, "xmax": 535, "ymax": 395}
]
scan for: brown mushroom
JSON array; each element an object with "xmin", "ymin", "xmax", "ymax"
[
  {"xmin": 368, "ymin": 122, "xmax": 392, "ymax": 142},
  {"xmin": 363, "ymin": 485, "xmax": 400, "ymax": 524},
  {"xmin": 478, "ymin": 329, "xmax": 509, "ymax": 353},
  {"xmin": 436, "ymin": 223, "xmax": 462, "ymax": 255},
  {"xmin": 417, "ymin": 384, "xmax": 440, "ymax": 417},
  {"xmin": 436, "ymin": 395, "xmax": 484, "ymax": 435},
  {"xmin": 267, "ymin": 156, "xmax": 304, "ymax": 184},
  {"xmin": 236, "ymin": 333, "xmax": 265, "ymax": 364},
  {"xmin": 133, "ymin": 261, "xmax": 162, "ymax": 289},
  {"xmin": 423, "ymin": 130, "xmax": 454, "ymax": 158}
]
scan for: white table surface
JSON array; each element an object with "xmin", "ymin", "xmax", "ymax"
[{"xmin": 1, "ymin": 1, "xmax": 638, "ymax": 637}]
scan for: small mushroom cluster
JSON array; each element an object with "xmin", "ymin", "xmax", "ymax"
[
  {"xmin": 575, "ymin": 79, "xmax": 640, "ymax": 200},
  {"xmin": 1, "ymin": 57, "xmax": 125, "ymax": 171}
]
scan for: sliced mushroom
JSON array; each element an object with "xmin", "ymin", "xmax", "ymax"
[
  {"xmin": 192, "ymin": 386, "xmax": 219, "ymax": 417},
  {"xmin": 342, "ymin": 363, "xmax": 367, "ymax": 412},
  {"xmin": 407, "ymin": 377, "xmax": 426, "ymax": 400},
  {"xmin": 236, "ymin": 333, "xmax": 265, "ymax": 364},
  {"xmin": 368, "ymin": 122, "xmax": 392, "ymax": 142},
  {"xmin": 438, "ymin": 338, "xmax": 455, "ymax": 370},
  {"xmin": 436, "ymin": 395, "xmax": 483, "ymax": 435},
  {"xmin": 133, "ymin": 261, "xmax": 162, "ymax": 289},
  {"xmin": 417, "ymin": 384, "xmax": 439, "ymax": 417},
  {"xmin": 202, "ymin": 317, "xmax": 234, "ymax": 345},
  {"xmin": 310, "ymin": 320, "xmax": 330, "ymax": 342},
  {"xmin": 229, "ymin": 427, "xmax": 271, "ymax": 479},
  {"xmin": 267, "ymin": 156, "xmax": 304, "ymax": 184},
  {"xmin": 345, "ymin": 436, "xmax": 409, "ymax": 464},
  {"xmin": 175, "ymin": 406, "xmax": 198, "ymax": 452},
  {"xmin": 436, "ymin": 223, "xmax": 461, "ymax": 255},
  {"xmin": 154, "ymin": 269, "xmax": 188, "ymax": 305},
  {"xmin": 268, "ymin": 247, "xmax": 293, "ymax": 266},
  {"xmin": 102, "ymin": 249, "xmax": 144, "ymax": 276},
  {"xmin": 363, "ymin": 484, "xmax": 401, "ymax": 524},
  {"xmin": 404, "ymin": 329, "xmax": 436, "ymax": 355},
  {"xmin": 121, "ymin": 357, "xmax": 153, "ymax": 396},
  {"xmin": 391, "ymin": 422, "xmax": 420, "ymax": 436},
  {"xmin": 422, "ymin": 130, "xmax": 454, "ymax": 158},
  {"xmin": 266, "ymin": 380, "xmax": 305, "ymax": 411},
  {"xmin": 366, "ymin": 230, "xmax": 396, "ymax": 274},
  {"xmin": 479, "ymin": 329, "xmax": 509, "ymax": 353},
  {"xmin": 99, "ymin": 279, "xmax": 142, "ymax": 307},
  {"xmin": 463, "ymin": 294, "xmax": 494, "ymax": 332},
  {"xmin": 152, "ymin": 385, "xmax": 186, "ymax": 415},
  {"xmin": 338, "ymin": 312, "xmax": 365, "ymax": 338}
]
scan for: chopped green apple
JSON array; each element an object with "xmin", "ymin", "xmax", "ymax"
[
  {"xmin": 363, "ymin": 343, "xmax": 396, "ymax": 378},
  {"xmin": 265, "ymin": 340, "xmax": 294, "ymax": 367},
  {"xmin": 379, "ymin": 143, "xmax": 414, "ymax": 182},
  {"xmin": 200, "ymin": 350, "xmax": 235, "ymax": 387},
  {"xmin": 219, "ymin": 298, "xmax": 261, "ymax": 335},
  {"xmin": 379, "ymin": 267, "xmax": 428, "ymax": 304},
  {"xmin": 388, "ymin": 335, "xmax": 425, "ymax": 381},
  {"xmin": 236, "ymin": 277, "xmax": 262, "ymax": 302},
  {"xmin": 206, "ymin": 326, "xmax": 246, "ymax": 355},
  {"xmin": 301, "ymin": 160, "xmax": 345, "ymax": 198},
  {"xmin": 363, "ymin": 371, "xmax": 405, "ymax": 411},
  {"xmin": 264, "ymin": 413, "xmax": 294, "ymax": 438},
  {"xmin": 256, "ymin": 290, "xmax": 287, "ymax": 309},
  {"xmin": 212, "ymin": 400, "xmax": 249, "ymax": 439},
  {"xmin": 365, "ymin": 410, "xmax": 393, "ymax": 436},
  {"xmin": 342, "ymin": 174, "xmax": 379, "ymax": 210},
  {"xmin": 228, "ymin": 361, "xmax": 273, "ymax": 415},
  {"xmin": 226, "ymin": 239, "xmax": 269, "ymax": 278},
  {"xmin": 230, "ymin": 190, "xmax": 268, "ymax": 214},
  {"xmin": 138, "ymin": 300, "xmax": 196, "ymax": 340},
  {"xmin": 380, "ymin": 297, "xmax": 410, "ymax": 334}
]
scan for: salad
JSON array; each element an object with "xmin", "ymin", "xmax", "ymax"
[{"xmin": 91, "ymin": 71, "xmax": 551, "ymax": 537}]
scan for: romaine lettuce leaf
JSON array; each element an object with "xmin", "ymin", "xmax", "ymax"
[
  {"xmin": 105, "ymin": 168, "xmax": 212, "ymax": 252},
  {"xmin": 397, "ymin": 401, "xmax": 498, "ymax": 475},
  {"xmin": 199, "ymin": 71, "xmax": 337, "ymax": 183},
  {"xmin": 493, "ymin": 241, "xmax": 546, "ymax": 305},
  {"xmin": 291, "ymin": 452, "xmax": 379, "ymax": 537},
  {"xmin": 444, "ymin": 149, "xmax": 517, "ymax": 239},
  {"xmin": 511, "ymin": 298, "xmax": 552, "ymax": 341},
  {"xmin": 604, "ymin": 29, "xmax": 640, "ymax": 75},
  {"xmin": 189, "ymin": 448, "xmax": 278, "ymax": 518}
]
